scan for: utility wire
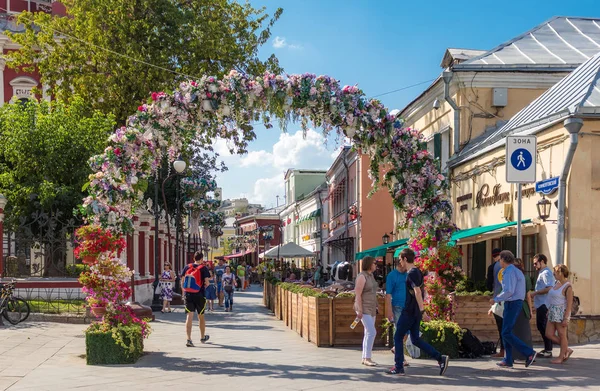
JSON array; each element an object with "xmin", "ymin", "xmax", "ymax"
[
  {"xmin": 3, "ymin": 6, "xmax": 437, "ymax": 100},
  {"xmin": 372, "ymin": 78, "xmax": 436, "ymax": 98}
]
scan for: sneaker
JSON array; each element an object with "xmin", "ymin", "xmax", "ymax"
[
  {"xmin": 525, "ymin": 351, "xmax": 538, "ymax": 368},
  {"xmin": 438, "ymin": 355, "xmax": 449, "ymax": 376},
  {"xmin": 496, "ymin": 360, "xmax": 513, "ymax": 368},
  {"xmin": 386, "ymin": 366, "xmax": 405, "ymax": 376},
  {"xmin": 538, "ymin": 350, "xmax": 552, "ymax": 358},
  {"xmin": 186, "ymin": 340, "xmax": 194, "ymax": 347},
  {"xmin": 201, "ymin": 335, "xmax": 210, "ymax": 344}
]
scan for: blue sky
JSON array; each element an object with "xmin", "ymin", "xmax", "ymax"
[{"xmin": 214, "ymin": 0, "xmax": 600, "ymax": 208}]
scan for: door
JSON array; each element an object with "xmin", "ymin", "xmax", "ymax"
[{"xmin": 471, "ymin": 241, "xmax": 487, "ymax": 283}]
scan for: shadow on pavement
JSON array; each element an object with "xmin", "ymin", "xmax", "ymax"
[{"xmin": 126, "ymin": 352, "xmax": 600, "ymax": 388}]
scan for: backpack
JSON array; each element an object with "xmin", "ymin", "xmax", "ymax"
[
  {"xmin": 459, "ymin": 328, "xmax": 484, "ymax": 358},
  {"xmin": 182, "ymin": 264, "xmax": 203, "ymax": 293}
]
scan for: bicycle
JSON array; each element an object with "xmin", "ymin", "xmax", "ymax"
[{"xmin": 0, "ymin": 280, "xmax": 31, "ymax": 325}]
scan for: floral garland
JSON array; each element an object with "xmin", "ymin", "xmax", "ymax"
[{"xmin": 77, "ymin": 70, "xmax": 457, "ymax": 338}]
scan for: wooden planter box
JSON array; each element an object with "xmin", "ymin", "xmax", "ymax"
[
  {"xmin": 263, "ymin": 281, "xmax": 387, "ymax": 347},
  {"xmin": 454, "ymin": 295, "xmax": 540, "ymax": 343}
]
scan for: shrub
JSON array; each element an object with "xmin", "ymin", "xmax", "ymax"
[
  {"xmin": 85, "ymin": 324, "xmax": 143, "ymax": 365},
  {"xmin": 277, "ymin": 282, "xmax": 328, "ymax": 298},
  {"xmin": 418, "ymin": 320, "xmax": 463, "ymax": 359},
  {"xmin": 66, "ymin": 264, "xmax": 90, "ymax": 278}
]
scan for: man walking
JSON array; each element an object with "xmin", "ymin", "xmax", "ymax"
[
  {"xmin": 486, "ymin": 248, "xmax": 504, "ymax": 357},
  {"xmin": 530, "ymin": 253, "xmax": 555, "ymax": 358},
  {"xmin": 181, "ymin": 251, "xmax": 211, "ymax": 347},
  {"xmin": 385, "ymin": 258, "xmax": 407, "ymax": 355},
  {"xmin": 214, "ymin": 259, "xmax": 227, "ymax": 308},
  {"xmin": 491, "ymin": 250, "xmax": 537, "ymax": 368},
  {"xmin": 387, "ymin": 248, "xmax": 449, "ymax": 376}
]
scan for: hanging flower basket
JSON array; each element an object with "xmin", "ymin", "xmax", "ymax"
[
  {"xmin": 90, "ymin": 305, "xmax": 106, "ymax": 318},
  {"xmin": 83, "ymin": 255, "xmax": 97, "ymax": 265}
]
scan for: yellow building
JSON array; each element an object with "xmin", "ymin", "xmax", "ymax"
[{"xmin": 394, "ymin": 17, "xmax": 600, "ymax": 315}]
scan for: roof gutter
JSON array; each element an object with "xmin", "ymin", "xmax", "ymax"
[
  {"xmin": 555, "ymin": 117, "xmax": 583, "ymax": 266},
  {"xmin": 442, "ymin": 69, "xmax": 461, "ymax": 155}
]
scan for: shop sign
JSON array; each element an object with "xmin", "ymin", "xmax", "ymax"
[
  {"xmin": 514, "ymin": 187, "xmax": 536, "ymax": 199},
  {"xmin": 535, "ymin": 177, "xmax": 559, "ymax": 195},
  {"xmin": 456, "ymin": 193, "xmax": 472, "ymax": 213},
  {"xmin": 475, "ymin": 184, "xmax": 510, "ymax": 209}
]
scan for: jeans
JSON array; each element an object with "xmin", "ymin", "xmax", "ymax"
[
  {"xmin": 536, "ymin": 305, "xmax": 553, "ymax": 352},
  {"xmin": 224, "ymin": 290, "xmax": 234, "ymax": 309},
  {"xmin": 502, "ymin": 300, "xmax": 535, "ymax": 365},
  {"xmin": 361, "ymin": 314, "xmax": 377, "ymax": 359},
  {"xmin": 394, "ymin": 312, "xmax": 441, "ymax": 369}
]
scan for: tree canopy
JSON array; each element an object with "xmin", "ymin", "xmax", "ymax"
[
  {"xmin": 7, "ymin": 0, "xmax": 283, "ymax": 123},
  {"xmin": 0, "ymin": 97, "xmax": 116, "ymax": 228}
]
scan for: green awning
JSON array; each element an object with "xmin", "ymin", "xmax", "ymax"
[
  {"xmin": 448, "ymin": 219, "xmax": 532, "ymax": 246},
  {"xmin": 355, "ymin": 238, "xmax": 408, "ymax": 260},
  {"xmin": 393, "ymin": 245, "xmax": 409, "ymax": 258}
]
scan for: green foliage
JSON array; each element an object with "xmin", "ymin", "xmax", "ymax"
[
  {"xmin": 455, "ymin": 290, "xmax": 493, "ymax": 297},
  {"xmin": 335, "ymin": 292, "xmax": 356, "ymax": 298},
  {"xmin": 455, "ymin": 277, "xmax": 487, "ymax": 293},
  {"xmin": 419, "ymin": 320, "xmax": 463, "ymax": 359},
  {"xmin": 0, "ymin": 97, "xmax": 115, "ymax": 228},
  {"xmin": 7, "ymin": 0, "xmax": 283, "ymax": 123},
  {"xmin": 65, "ymin": 264, "xmax": 90, "ymax": 278},
  {"xmin": 27, "ymin": 299, "xmax": 85, "ymax": 314},
  {"xmin": 278, "ymin": 282, "xmax": 328, "ymax": 298},
  {"xmin": 85, "ymin": 324, "xmax": 143, "ymax": 365},
  {"xmin": 222, "ymin": 237, "xmax": 235, "ymax": 259}
]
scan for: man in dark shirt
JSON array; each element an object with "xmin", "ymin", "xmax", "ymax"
[
  {"xmin": 486, "ymin": 248, "xmax": 505, "ymax": 357},
  {"xmin": 387, "ymin": 248, "xmax": 449, "ymax": 376},
  {"xmin": 181, "ymin": 251, "xmax": 211, "ymax": 347}
]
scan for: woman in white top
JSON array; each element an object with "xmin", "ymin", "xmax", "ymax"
[{"xmin": 545, "ymin": 265, "xmax": 574, "ymax": 364}]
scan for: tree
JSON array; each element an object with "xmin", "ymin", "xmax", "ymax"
[
  {"xmin": 0, "ymin": 97, "xmax": 116, "ymax": 229},
  {"xmin": 222, "ymin": 236, "xmax": 234, "ymax": 257},
  {"xmin": 7, "ymin": 0, "xmax": 283, "ymax": 123}
]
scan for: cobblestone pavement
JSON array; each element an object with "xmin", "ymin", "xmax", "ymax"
[{"xmin": 1, "ymin": 285, "xmax": 599, "ymax": 391}]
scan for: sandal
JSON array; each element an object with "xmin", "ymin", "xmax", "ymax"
[
  {"xmin": 362, "ymin": 359, "xmax": 378, "ymax": 367},
  {"xmin": 550, "ymin": 358, "xmax": 564, "ymax": 364},
  {"xmin": 564, "ymin": 349, "xmax": 573, "ymax": 362}
]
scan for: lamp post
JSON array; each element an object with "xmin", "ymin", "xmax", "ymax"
[{"xmin": 160, "ymin": 157, "xmax": 187, "ymax": 294}]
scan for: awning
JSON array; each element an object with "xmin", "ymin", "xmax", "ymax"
[
  {"xmin": 393, "ymin": 245, "xmax": 409, "ymax": 258},
  {"xmin": 260, "ymin": 242, "xmax": 316, "ymax": 258},
  {"xmin": 355, "ymin": 238, "xmax": 408, "ymax": 260},
  {"xmin": 297, "ymin": 209, "xmax": 321, "ymax": 223},
  {"xmin": 448, "ymin": 219, "xmax": 532, "ymax": 246},
  {"xmin": 323, "ymin": 226, "xmax": 346, "ymax": 244},
  {"xmin": 223, "ymin": 249, "xmax": 253, "ymax": 260}
]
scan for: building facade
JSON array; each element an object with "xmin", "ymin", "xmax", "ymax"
[{"xmin": 395, "ymin": 16, "xmax": 600, "ymax": 314}]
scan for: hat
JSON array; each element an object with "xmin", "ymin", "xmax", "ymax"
[{"xmin": 492, "ymin": 248, "xmax": 502, "ymax": 257}]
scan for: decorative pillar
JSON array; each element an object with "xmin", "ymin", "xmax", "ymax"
[
  {"xmin": 132, "ymin": 216, "xmax": 140, "ymax": 278},
  {"xmin": 138, "ymin": 211, "xmax": 152, "ymax": 277},
  {"xmin": 0, "ymin": 194, "xmax": 6, "ymax": 275}
]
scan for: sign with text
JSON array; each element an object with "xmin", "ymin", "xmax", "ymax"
[
  {"xmin": 535, "ymin": 177, "xmax": 559, "ymax": 195},
  {"xmin": 506, "ymin": 135, "xmax": 537, "ymax": 183}
]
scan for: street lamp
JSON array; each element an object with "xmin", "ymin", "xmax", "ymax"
[
  {"xmin": 382, "ymin": 232, "xmax": 390, "ymax": 245},
  {"xmin": 156, "ymin": 157, "xmax": 187, "ymax": 301},
  {"xmin": 536, "ymin": 196, "xmax": 552, "ymax": 221}
]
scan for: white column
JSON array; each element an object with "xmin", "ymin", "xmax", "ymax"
[
  {"xmin": 0, "ymin": 59, "xmax": 5, "ymax": 107},
  {"xmin": 133, "ymin": 231, "xmax": 140, "ymax": 278}
]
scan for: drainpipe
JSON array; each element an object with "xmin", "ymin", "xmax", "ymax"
[
  {"xmin": 442, "ymin": 69, "xmax": 461, "ymax": 155},
  {"xmin": 555, "ymin": 117, "xmax": 583, "ymax": 266},
  {"xmin": 316, "ymin": 188, "xmax": 324, "ymax": 268},
  {"xmin": 342, "ymin": 148, "xmax": 350, "ymax": 242}
]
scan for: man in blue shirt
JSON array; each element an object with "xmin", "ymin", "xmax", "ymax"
[
  {"xmin": 385, "ymin": 259, "xmax": 407, "ymax": 355},
  {"xmin": 530, "ymin": 253, "xmax": 555, "ymax": 357},
  {"xmin": 490, "ymin": 250, "xmax": 537, "ymax": 368},
  {"xmin": 387, "ymin": 248, "xmax": 449, "ymax": 376}
]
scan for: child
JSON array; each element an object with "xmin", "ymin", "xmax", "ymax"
[{"xmin": 205, "ymin": 269, "xmax": 217, "ymax": 312}]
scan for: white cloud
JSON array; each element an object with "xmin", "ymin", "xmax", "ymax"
[
  {"xmin": 239, "ymin": 150, "xmax": 274, "ymax": 167},
  {"xmin": 251, "ymin": 175, "xmax": 284, "ymax": 206},
  {"xmin": 273, "ymin": 36, "xmax": 302, "ymax": 50},
  {"xmin": 273, "ymin": 36, "xmax": 287, "ymax": 49}
]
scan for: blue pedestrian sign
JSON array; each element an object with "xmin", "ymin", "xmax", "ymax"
[
  {"xmin": 535, "ymin": 177, "xmax": 559, "ymax": 195},
  {"xmin": 510, "ymin": 149, "xmax": 533, "ymax": 171},
  {"xmin": 506, "ymin": 135, "xmax": 537, "ymax": 183}
]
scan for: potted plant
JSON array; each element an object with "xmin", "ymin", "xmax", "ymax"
[
  {"xmin": 85, "ymin": 305, "xmax": 152, "ymax": 365},
  {"xmin": 78, "ymin": 258, "xmax": 133, "ymax": 317},
  {"xmin": 74, "ymin": 224, "xmax": 126, "ymax": 265}
]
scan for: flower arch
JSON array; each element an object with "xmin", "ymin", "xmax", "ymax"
[{"xmin": 77, "ymin": 70, "xmax": 460, "ymax": 339}]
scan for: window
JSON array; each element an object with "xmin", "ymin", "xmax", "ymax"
[{"xmin": 426, "ymin": 129, "xmax": 450, "ymax": 173}]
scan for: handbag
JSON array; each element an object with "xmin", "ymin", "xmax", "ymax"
[
  {"xmin": 491, "ymin": 301, "xmax": 504, "ymax": 318},
  {"xmin": 155, "ymin": 283, "xmax": 162, "ymax": 295}
]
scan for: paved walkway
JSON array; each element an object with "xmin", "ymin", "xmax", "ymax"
[{"xmin": 1, "ymin": 285, "xmax": 600, "ymax": 390}]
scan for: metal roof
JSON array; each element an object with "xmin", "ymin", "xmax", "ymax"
[
  {"xmin": 454, "ymin": 17, "xmax": 600, "ymax": 71},
  {"xmin": 440, "ymin": 48, "xmax": 487, "ymax": 68},
  {"xmin": 450, "ymin": 50, "xmax": 600, "ymax": 167}
]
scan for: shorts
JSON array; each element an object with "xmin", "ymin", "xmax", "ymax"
[
  {"xmin": 548, "ymin": 304, "xmax": 566, "ymax": 323},
  {"xmin": 185, "ymin": 293, "xmax": 207, "ymax": 315}
]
